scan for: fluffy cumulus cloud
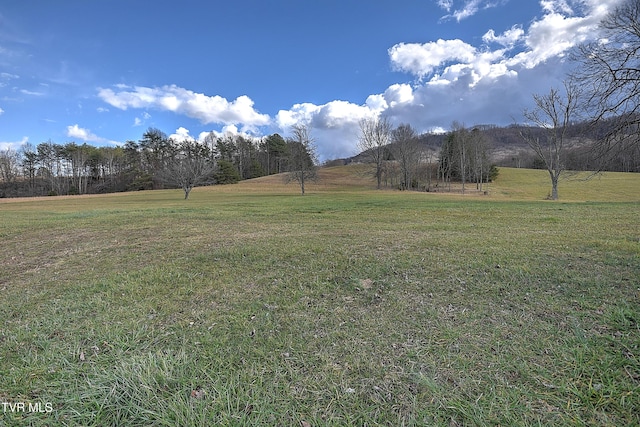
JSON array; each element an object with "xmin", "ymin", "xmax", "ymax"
[
  {"xmin": 172, "ymin": 125, "xmax": 256, "ymax": 144},
  {"xmin": 508, "ymin": 0, "xmax": 617, "ymax": 69},
  {"xmin": 275, "ymin": 100, "xmax": 376, "ymax": 160},
  {"xmin": 98, "ymin": 84, "xmax": 270, "ymax": 131},
  {"xmin": 389, "ymin": 39, "xmax": 477, "ymax": 78},
  {"xmin": 274, "ymin": 86, "xmax": 425, "ymax": 159},
  {"xmin": 67, "ymin": 124, "xmax": 99, "ymax": 141},
  {"xmin": 390, "ymin": 1, "xmax": 620, "ymax": 92},
  {"xmin": 312, "ymin": 101, "xmax": 375, "ymax": 130},
  {"xmin": 540, "ymin": 0, "xmax": 574, "ymax": 14},
  {"xmin": 390, "ymin": 0, "xmax": 620, "ymax": 84},
  {"xmin": 194, "ymin": 124, "xmax": 260, "ymax": 146},
  {"xmin": 0, "ymin": 136, "xmax": 28, "ymax": 151},
  {"xmin": 389, "ymin": 36, "xmax": 510, "ymax": 88},
  {"xmin": 384, "ymin": 84, "xmax": 415, "ymax": 107},
  {"xmin": 276, "ymin": 103, "xmax": 321, "ymax": 130},
  {"xmin": 66, "ymin": 124, "xmax": 118, "ymax": 145},
  {"xmin": 276, "ymin": 100, "xmax": 376, "ymax": 131},
  {"xmin": 482, "ymin": 25, "xmax": 524, "ymax": 47},
  {"xmin": 169, "ymin": 126, "xmax": 195, "ymax": 142}
]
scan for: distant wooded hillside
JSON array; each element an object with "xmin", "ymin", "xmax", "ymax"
[{"xmin": 337, "ymin": 119, "xmax": 639, "ymax": 173}]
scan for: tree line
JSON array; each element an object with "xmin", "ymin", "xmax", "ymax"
[
  {"xmin": 355, "ymin": 119, "xmax": 499, "ymax": 194},
  {"xmin": 0, "ymin": 128, "xmax": 315, "ymax": 199}
]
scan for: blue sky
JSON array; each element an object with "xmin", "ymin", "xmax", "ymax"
[{"xmin": 0, "ymin": 0, "xmax": 623, "ymax": 160}]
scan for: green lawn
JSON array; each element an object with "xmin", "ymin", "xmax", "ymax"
[
  {"xmin": 490, "ymin": 167, "xmax": 640, "ymax": 202},
  {"xmin": 1, "ymin": 167, "xmax": 638, "ymax": 426}
]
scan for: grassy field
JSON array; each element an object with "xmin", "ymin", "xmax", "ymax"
[{"xmin": 1, "ymin": 166, "xmax": 638, "ymax": 426}]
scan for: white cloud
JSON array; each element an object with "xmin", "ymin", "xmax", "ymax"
[
  {"xmin": 0, "ymin": 107, "xmax": 4, "ymax": 115},
  {"xmin": 390, "ymin": 40, "xmax": 513, "ymax": 89},
  {"xmin": 353, "ymin": 0, "xmax": 613, "ymax": 150},
  {"xmin": 66, "ymin": 124, "xmax": 118, "ymax": 145},
  {"xmin": 197, "ymin": 124, "xmax": 260, "ymax": 143},
  {"xmin": 276, "ymin": 103, "xmax": 320, "ymax": 129},
  {"xmin": 384, "ymin": 84, "xmax": 415, "ymax": 107},
  {"xmin": 387, "ymin": 0, "xmax": 617, "ymax": 130},
  {"xmin": 0, "ymin": 73, "xmax": 19, "ymax": 89},
  {"xmin": 197, "ymin": 131, "xmax": 211, "ymax": 142},
  {"xmin": 437, "ymin": 0, "xmax": 507, "ymax": 22},
  {"xmin": 220, "ymin": 124, "xmax": 240, "ymax": 135},
  {"xmin": 20, "ymin": 89, "xmax": 44, "ymax": 96},
  {"xmin": 436, "ymin": 0, "xmax": 454, "ymax": 11},
  {"xmin": 391, "ymin": 0, "xmax": 619, "ymax": 85},
  {"xmin": 133, "ymin": 111, "xmax": 151, "ymax": 126},
  {"xmin": 275, "ymin": 100, "xmax": 378, "ymax": 160},
  {"xmin": 67, "ymin": 124, "xmax": 93, "ymax": 140},
  {"xmin": 482, "ymin": 25, "xmax": 524, "ymax": 47},
  {"xmin": 277, "ymin": 100, "xmax": 375, "ymax": 132},
  {"xmin": 0, "ymin": 72, "xmax": 19, "ymax": 80},
  {"xmin": 364, "ymin": 94, "xmax": 388, "ymax": 111},
  {"xmin": 0, "ymin": 136, "xmax": 28, "ymax": 151},
  {"xmin": 540, "ymin": 0, "xmax": 573, "ymax": 14},
  {"xmin": 507, "ymin": 0, "xmax": 615, "ymax": 69},
  {"xmin": 274, "ymin": 79, "xmax": 463, "ymax": 159},
  {"xmin": 389, "ymin": 39, "xmax": 477, "ymax": 78},
  {"xmin": 452, "ymin": 0, "xmax": 483, "ymax": 21},
  {"xmin": 169, "ymin": 126, "xmax": 195, "ymax": 142},
  {"xmin": 429, "ymin": 126, "xmax": 448, "ymax": 134},
  {"xmin": 98, "ymin": 84, "xmax": 270, "ymax": 130},
  {"xmin": 312, "ymin": 100, "xmax": 375, "ymax": 129}
]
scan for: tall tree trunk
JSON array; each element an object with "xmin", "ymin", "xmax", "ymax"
[{"xmin": 549, "ymin": 171, "xmax": 559, "ymax": 200}]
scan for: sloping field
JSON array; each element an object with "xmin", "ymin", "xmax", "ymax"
[
  {"xmin": 232, "ymin": 165, "xmax": 640, "ymax": 202},
  {"xmin": 0, "ymin": 166, "xmax": 638, "ymax": 426},
  {"xmin": 489, "ymin": 167, "xmax": 640, "ymax": 202}
]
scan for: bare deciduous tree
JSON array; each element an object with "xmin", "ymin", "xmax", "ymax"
[
  {"xmin": 391, "ymin": 123, "xmax": 419, "ymax": 190},
  {"xmin": 358, "ymin": 116, "xmax": 392, "ymax": 189},
  {"xmin": 158, "ymin": 139, "xmax": 216, "ymax": 199},
  {"xmin": 439, "ymin": 122, "xmax": 470, "ymax": 193},
  {"xmin": 572, "ymin": 0, "xmax": 640, "ymax": 166},
  {"xmin": 284, "ymin": 124, "xmax": 318, "ymax": 195},
  {"xmin": 452, "ymin": 122, "xmax": 469, "ymax": 194},
  {"xmin": 470, "ymin": 128, "xmax": 491, "ymax": 192},
  {"xmin": 0, "ymin": 147, "xmax": 20, "ymax": 184},
  {"xmin": 521, "ymin": 81, "xmax": 581, "ymax": 200}
]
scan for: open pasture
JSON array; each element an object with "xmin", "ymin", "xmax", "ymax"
[{"xmin": 1, "ymin": 167, "xmax": 638, "ymax": 426}]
